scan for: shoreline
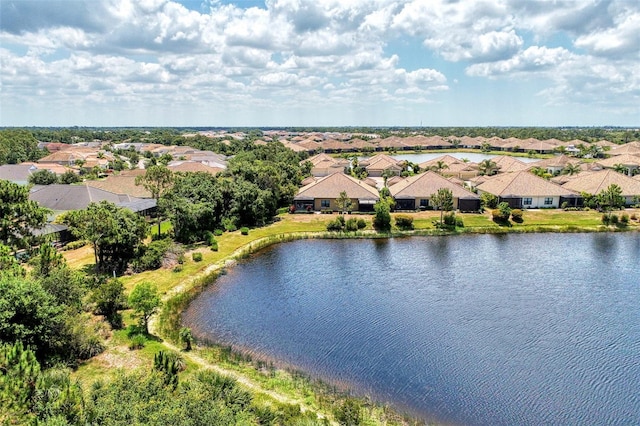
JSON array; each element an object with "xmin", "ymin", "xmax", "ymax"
[{"xmin": 158, "ymin": 219, "xmax": 639, "ymax": 424}]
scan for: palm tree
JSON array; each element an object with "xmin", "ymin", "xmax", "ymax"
[
  {"xmin": 613, "ymin": 164, "xmax": 629, "ymax": 175},
  {"xmin": 530, "ymin": 167, "xmax": 551, "ymax": 179},
  {"xmin": 430, "ymin": 160, "xmax": 449, "ymax": 174},
  {"xmin": 562, "ymin": 163, "xmax": 581, "ymax": 176},
  {"xmin": 478, "ymin": 159, "xmax": 498, "ymax": 176}
]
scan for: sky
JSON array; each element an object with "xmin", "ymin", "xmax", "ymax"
[{"xmin": 1, "ymin": 0, "xmax": 638, "ymax": 127}]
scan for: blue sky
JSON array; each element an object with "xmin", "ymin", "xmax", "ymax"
[{"xmin": 1, "ymin": 0, "xmax": 638, "ymax": 127}]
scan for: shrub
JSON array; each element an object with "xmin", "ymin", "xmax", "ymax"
[
  {"xmin": 372, "ymin": 200, "xmax": 391, "ymax": 232},
  {"xmin": 395, "ymin": 215, "xmax": 414, "ymax": 230},
  {"xmin": 129, "ymin": 334, "xmax": 146, "ymax": 350},
  {"xmin": 631, "ymin": 213, "xmax": 638, "ymax": 221},
  {"xmin": 326, "ymin": 215, "xmax": 345, "ymax": 231},
  {"xmin": 63, "ymin": 240, "xmax": 86, "ymax": 251},
  {"xmin": 561, "ymin": 201, "xmax": 569, "ymax": 209},
  {"xmin": 210, "ymin": 241, "xmax": 218, "ymax": 251},
  {"xmin": 443, "ymin": 212, "xmax": 457, "ymax": 227},
  {"xmin": 620, "ymin": 213, "xmax": 630, "ymax": 224},
  {"xmin": 222, "ymin": 217, "xmax": 237, "ymax": 232},
  {"xmin": 609, "ymin": 214, "xmax": 619, "ymax": 225},
  {"xmin": 192, "ymin": 252, "xmax": 203, "ymax": 262},
  {"xmin": 511, "ymin": 209, "xmax": 524, "ymax": 223},
  {"xmin": 480, "ymin": 192, "xmax": 498, "ymax": 209},
  {"xmin": 345, "ymin": 217, "xmax": 359, "ymax": 231},
  {"xmin": 601, "ymin": 213, "xmax": 610, "ymax": 225},
  {"xmin": 173, "ymin": 265, "xmax": 183, "ymax": 273},
  {"xmin": 455, "ymin": 215, "xmax": 464, "ymax": 228},
  {"xmin": 214, "ymin": 229, "xmax": 224, "ymax": 236},
  {"xmin": 134, "ymin": 238, "xmax": 172, "ymax": 272},
  {"xmin": 356, "ymin": 218, "xmax": 367, "ymax": 229},
  {"xmin": 240, "ymin": 227, "xmax": 249, "ymax": 235}
]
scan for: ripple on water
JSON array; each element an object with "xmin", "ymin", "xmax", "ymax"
[{"xmin": 183, "ymin": 234, "xmax": 640, "ymax": 426}]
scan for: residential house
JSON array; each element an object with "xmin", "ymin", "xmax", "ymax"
[
  {"xmin": 302, "ymin": 153, "xmax": 350, "ymax": 177},
  {"xmin": 0, "ymin": 164, "xmax": 38, "ymax": 185},
  {"xmin": 293, "ymin": 173, "xmax": 380, "ymax": 212},
  {"xmin": 29, "ymin": 184, "xmax": 156, "ymax": 217},
  {"xmin": 390, "ymin": 171, "xmax": 481, "ymax": 212},
  {"xmin": 475, "ymin": 171, "xmax": 580, "ymax": 208},
  {"xmin": 527, "ymin": 155, "xmax": 582, "ymax": 175},
  {"xmin": 607, "ymin": 141, "xmax": 640, "ymax": 157},
  {"xmin": 360, "ymin": 154, "xmax": 404, "ymax": 177},
  {"xmin": 491, "ymin": 155, "xmax": 529, "ymax": 173},
  {"xmin": 561, "ymin": 170, "xmax": 640, "ymax": 206},
  {"xmin": 419, "ymin": 155, "xmax": 479, "ymax": 180},
  {"xmin": 595, "ymin": 154, "xmax": 640, "ymax": 176}
]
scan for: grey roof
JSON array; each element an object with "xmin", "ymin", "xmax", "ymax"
[
  {"xmin": 32, "ymin": 223, "xmax": 69, "ymax": 237},
  {"xmin": 29, "ymin": 184, "xmax": 144, "ymax": 212},
  {"xmin": 0, "ymin": 164, "xmax": 37, "ymax": 184},
  {"xmin": 117, "ymin": 198, "xmax": 157, "ymax": 213}
]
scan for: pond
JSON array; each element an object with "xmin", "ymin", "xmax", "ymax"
[
  {"xmin": 183, "ymin": 233, "xmax": 640, "ymax": 425},
  {"xmin": 361, "ymin": 152, "xmax": 541, "ymax": 164}
]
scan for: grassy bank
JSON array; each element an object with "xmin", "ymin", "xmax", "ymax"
[{"xmin": 67, "ymin": 209, "xmax": 639, "ymax": 425}]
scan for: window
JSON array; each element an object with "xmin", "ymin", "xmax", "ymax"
[
  {"xmin": 419, "ymin": 199, "xmax": 429, "ymax": 207},
  {"xmin": 321, "ymin": 199, "xmax": 330, "ymax": 208},
  {"xmin": 523, "ymin": 198, "xmax": 532, "ymax": 205},
  {"xmin": 544, "ymin": 197, "xmax": 553, "ymax": 205}
]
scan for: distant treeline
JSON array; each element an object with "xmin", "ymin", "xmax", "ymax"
[{"xmin": 1, "ymin": 127, "xmax": 639, "ymax": 160}]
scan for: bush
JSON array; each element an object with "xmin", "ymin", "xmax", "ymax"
[
  {"xmin": 395, "ymin": 215, "xmax": 414, "ymax": 230},
  {"xmin": 372, "ymin": 200, "xmax": 391, "ymax": 231},
  {"xmin": 356, "ymin": 218, "xmax": 367, "ymax": 229},
  {"xmin": 63, "ymin": 240, "xmax": 86, "ymax": 251},
  {"xmin": 240, "ymin": 227, "xmax": 249, "ymax": 235},
  {"xmin": 214, "ymin": 229, "xmax": 224, "ymax": 236},
  {"xmin": 455, "ymin": 215, "xmax": 464, "ymax": 228},
  {"xmin": 222, "ymin": 217, "xmax": 237, "ymax": 232},
  {"xmin": 511, "ymin": 209, "xmax": 524, "ymax": 223},
  {"xmin": 129, "ymin": 334, "xmax": 146, "ymax": 350},
  {"xmin": 601, "ymin": 213, "xmax": 610, "ymax": 225},
  {"xmin": 620, "ymin": 213, "xmax": 630, "ymax": 224},
  {"xmin": 326, "ymin": 215, "xmax": 345, "ymax": 231},
  {"xmin": 192, "ymin": 252, "xmax": 203, "ymax": 262},
  {"xmin": 610, "ymin": 214, "xmax": 619, "ymax": 225},
  {"xmin": 345, "ymin": 217, "xmax": 359, "ymax": 231},
  {"xmin": 480, "ymin": 192, "xmax": 498, "ymax": 209},
  {"xmin": 210, "ymin": 241, "xmax": 218, "ymax": 251},
  {"xmin": 443, "ymin": 212, "xmax": 456, "ymax": 227},
  {"xmin": 133, "ymin": 238, "xmax": 172, "ymax": 272},
  {"xmin": 173, "ymin": 265, "xmax": 183, "ymax": 273},
  {"xmin": 561, "ymin": 201, "xmax": 569, "ymax": 209},
  {"xmin": 492, "ymin": 202, "xmax": 511, "ymax": 223}
]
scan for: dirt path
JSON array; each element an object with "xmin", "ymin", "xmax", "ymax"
[{"xmin": 148, "ymin": 240, "xmax": 337, "ymax": 424}]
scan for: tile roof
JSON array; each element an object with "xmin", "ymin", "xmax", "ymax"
[
  {"xmin": 561, "ymin": 169, "xmax": 640, "ymax": 196},
  {"xmin": 294, "ymin": 173, "xmax": 380, "ymax": 201},
  {"xmin": 476, "ymin": 171, "xmax": 578, "ymax": 197},
  {"xmin": 29, "ymin": 184, "xmax": 142, "ymax": 211},
  {"xmin": 86, "ymin": 175, "xmax": 152, "ymax": 198},
  {"xmin": 390, "ymin": 171, "xmax": 479, "ymax": 199},
  {"xmin": 596, "ymin": 154, "xmax": 640, "ymax": 168}
]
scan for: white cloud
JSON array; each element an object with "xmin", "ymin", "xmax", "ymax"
[{"xmin": 0, "ymin": 0, "xmax": 638, "ymax": 125}]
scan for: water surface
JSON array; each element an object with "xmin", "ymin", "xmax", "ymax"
[{"xmin": 184, "ymin": 233, "xmax": 640, "ymax": 425}]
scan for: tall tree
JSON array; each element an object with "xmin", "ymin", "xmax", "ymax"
[
  {"xmin": 0, "ymin": 180, "xmax": 50, "ymax": 250},
  {"xmin": 136, "ymin": 165, "xmax": 174, "ymax": 236},
  {"xmin": 61, "ymin": 201, "xmax": 148, "ymax": 273},
  {"xmin": 128, "ymin": 282, "xmax": 161, "ymax": 335}
]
